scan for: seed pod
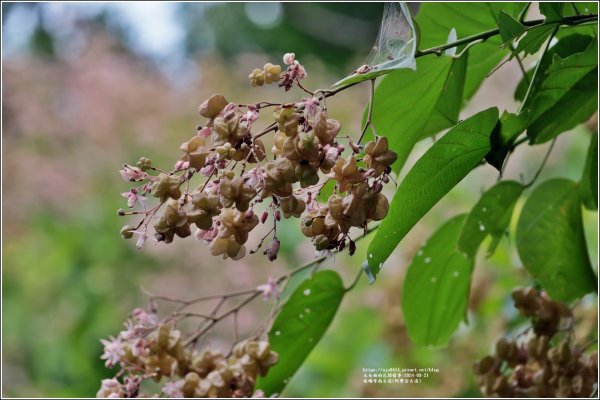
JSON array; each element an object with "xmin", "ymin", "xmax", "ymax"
[{"xmin": 199, "ymin": 94, "xmax": 228, "ymax": 118}]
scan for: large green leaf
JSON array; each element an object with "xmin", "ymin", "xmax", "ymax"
[
  {"xmin": 402, "ymin": 214, "xmax": 474, "ymax": 346},
  {"xmin": 256, "ymin": 270, "xmax": 345, "ymax": 396},
  {"xmin": 498, "ymin": 10, "xmax": 526, "ymax": 44},
  {"xmin": 527, "ymin": 69, "xmax": 598, "ymax": 143},
  {"xmin": 514, "ymin": 23, "xmax": 558, "ymax": 56},
  {"xmin": 420, "ymin": 52, "xmax": 468, "ymax": 138},
  {"xmin": 368, "ymin": 55, "xmax": 454, "ymax": 173},
  {"xmin": 539, "ymin": 2, "xmax": 565, "ymax": 22},
  {"xmin": 580, "ymin": 133, "xmax": 598, "ymax": 210},
  {"xmin": 524, "ymin": 41, "xmax": 598, "ymax": 143},
  {"xmin": 516, "ymin": 178, "xmax": 597, "ymax": 302},
  {"xmin": 364, "ymin": 107, "xmax": 499, "ymax": 281},
  {"xmin": 514, "ymin": 34, "xmax": 594, "ymax": 102},
  {"xmin": 458, "ymin": 180, "xmax": 524, "ymax": 258},
  {"xmin": 416, "ymin": 3, "xmax": 525, "ymax": 99}
]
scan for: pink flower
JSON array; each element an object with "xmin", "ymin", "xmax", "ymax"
[
  {"xmin": 132, "ymin": 307, "xmax": 158, "ymax": 328},
  {"xmin": 194, "ymin": 225, "xmax": 218, "ymax": 242},
  {"xmin": 263, "ymin": 239, "xmax": 281, "ymax": 262},
  {"xmin": 162, "ymin": 379, "xmax": 184, "ymax": 398},
  {"xmin": 198, "ymin": 127, "xmax": 212, "ymax": 137},
  {"xmin": 301, "ymin": 97, "xmax": 319, "ymax": 122},
  {"xmin": 121, "ymin": 188, "xmax": 146, "ymax": 208},
  {"xmin": 257, "ymin": 277, "xmax": 280, "ymax": 300},
  {"xmin": 243, "ymin": 168, "xmax": 265, "ymax": 189},
  {"xmin": 124, "ymin": 376, "xmax": 142, "ymax": 397},
  {"xmin": 100, "ymin": 336, "xmax": 125, "ymax": 368},
  {"xmin": 174, "ymin": 160, "xmax": 190, "ymax": 171},
  {"xmin": 283, "ymin": 52, "xmax": 296, "ymax": 65},
  {"xmin": 134, "ymin": 231, "xmax": 148, "ymax": 249},
  {"xmin": 119, "ymin": 166, "xmax": 146, "ymax": 182},
  {"xmin": 242, "ymin": 109, "xmax": 259, "ymax": 124},
  {"xmin": 97, "ymin": 378, "xmax": 124, "ymax": 398}
]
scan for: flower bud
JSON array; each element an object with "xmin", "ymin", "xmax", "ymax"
[{"xmin": 263, "ymin": 239, "xmax": 280, "ymax": 261}]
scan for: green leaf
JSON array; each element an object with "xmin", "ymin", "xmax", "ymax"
[
  {"xmin": 580, "ymin": 133, "xmax": 598, "ymax": 210},
  {"xmin": 527, "ymin": 68, "xmax": 598, "ymax": 143},
  {"xmin": 484, "ymin": 111, "xmax": 525, "ymax": 170},
  {"xmin": 540, "ymin": 2, "xmax": 565, "ymax": 22},
  {"xmin": 364, "ymin": 107, "xmax": 499, "ymax": 282},
  {"xmin": 524, "ymin": 41, "xmax": 598, "ymax": 143},
  {"xmin": 515, "ymin": 23, "xmax": 558, "ymax": 56},
  {"xmin": 498, "ymin": 10, "xmax": 526, "ymax": 44},
  {"xmin": 458, "ymin": 180, "xmax": 524, "ymax": 258},
  {"xmin": 368, "ymin": 55, "xmax": 454, "ymax": 173},
  {"xmin": 420, "ymin": 52, "xmax": 468, "ymax": 138},
  {"xmin": 416, "ymin": 3, "xmax": 526, "ymax": 99},
  {"xmin": 256, "ymin": 270, "xmax": 345, "ymax": 396},
  {"xmin": 514, "ymin": 34, "xmax": 594, "ymax": 102},
  {"xmin": 402, "ymin": 214, "xmax": 474, "ymax": 346},
  {"xmin": 516, "ymin": 178, "xmax": 597, "ymax": 302}
]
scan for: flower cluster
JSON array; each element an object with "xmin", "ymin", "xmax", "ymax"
[
  {"xmin": 118, "ymin": 53, "xmax": 397, "ymax": 261},
  {"xmin": 473, "ymin": 288, "xmax": 597, "ymax": 397},
  {"xmin": 97, "ymin": 305, "xmax": 278, "ymax": 398}
]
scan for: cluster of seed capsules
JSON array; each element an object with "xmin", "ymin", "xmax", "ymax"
[
  {"xmin": 118, "ymin": 53, "xmax": 397, "ymax": 261},
  {"xmin": 97, "ymin": 308, "xmax": 278, "ymax": 398},
  {"xmin": 473, "ymin": 288, "xmax": 597, "ymax": 397}
]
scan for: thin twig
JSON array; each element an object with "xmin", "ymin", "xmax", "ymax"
[{"xmin": 524, "ymin": 138, "xmax": 557, "ymax": 188}]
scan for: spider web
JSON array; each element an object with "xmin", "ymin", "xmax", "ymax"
[{"xmin": 333, "ymin": 2, "xmax": 417, "ymax": 87}]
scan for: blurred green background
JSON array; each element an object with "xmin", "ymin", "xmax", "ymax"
[{"xmin": 2, "ymin": 2, "xmax": 597, "ymax": 397}]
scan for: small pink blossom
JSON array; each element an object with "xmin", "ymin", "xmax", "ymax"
[
  {"xmin": 198, "ymin": 127, "xmax": 212, "ymax": 137},
  {"xmin": 243, "ymin": 168, "xmax": 265, "ymax": 189},
  {"xmin": 100, "ymin": 336, "xmax": 125, "ymax": 368},
  {"xmin": 301, "ymin": 97, "xmax": 319, "ymax": 121},
  {"xmin": 324, "ymin": 145, "xmax": 340, "ymax": 165},
  {"xmin": 194, "ymin": 226, "xmax": 218, "ymax": 242},
  {"xmin": 199, "ymin": 163, "xmax": 216, "ymax": 177},
  {"xmin": 257, "ymin": 277, "xmax": 280, "ymax": 300},
  {"xmin": 263, "ymin": 239, "xmax": 281, "ymax": 262},
  {"xmin": 132, "ymin": 307, "xmax": 158, "ymax": 328},
  {"xmin": 134, "ymin": 231, "xmax": 148, "ymax": 249},
  {"xmin": 124, "ymin": 376, "xmax": 142, "ymax": 397},
  {"xmin": 162, "ymin": 379, "xmax": 184, "ymax": 398},
  {"xmin": 97, "ymin": 378, "xmax": 124, "ymax": 398},
  {"xmin": 242, "ymin": 109, "xmax": 259, "ymax": 124},
  {"xmin": 174, "ymin": 160, "xmax": 190, "ymax": 171},
  {"xmin": 283, "ymin": 52, "xmax": 296, "ymax": 65},
  {"xmin": 119, "ymin": 166, "xmax": 146, "ymax": 182},
  {"xmin": 121, "ymin": 188, "xmax": 146, "ymax": 208},
  {"xmin": 222, "ymin": 103, "xmax": 237, "ymax": 119}
]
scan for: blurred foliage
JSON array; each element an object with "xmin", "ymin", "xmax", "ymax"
[
  {"xmin": 178, "ymin": 3, "xmax": 384, "ymax": 72},
  {"xmin": 2, "ymin": 2, "xmax": 597, "ymax": 398}
]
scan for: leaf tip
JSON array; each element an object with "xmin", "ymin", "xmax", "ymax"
[{"xmin": 362, "ymin": 260, "xmax": 376, "ymax": 284}]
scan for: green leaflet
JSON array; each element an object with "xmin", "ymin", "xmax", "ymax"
[
  {"xmin": 256, "ymin": 270, "xmax": 345, "ymax": 396},
  {"xmin": 367, "ymin": 55, "xmax": 455, "ymax": 173},
  {"xmin": 364, "ymin": 107, "xmax": 499, "ymax": 282},
  {"xmin": 458, "ymin": 180, "xmax": 524, "ymax": 258},
  {"xmin": 416, "ymin": 2, "xmax": 525, "ymax": 99},
  {"xmin": 515, "ymin": 23, "xmax": 558, "ymax": 56},
  {"xmin": 524, "ymin": 41, "xmax": 598, "ymax": 143},
  {"xmin": 539, "ymin": 2, "xmax": 565, "ymax": 22},
  {"xmin": 498, "ymin": 10, "xmax": 526, "ymax": 44},
  {"xmin": 514, "ymin": 34, "xmax": 594, "ymax": 102},
  {"xmin": 516, "ymin": 178, "xmax": 597, "ymax": 302},
  {"xmin": 580, "ymin": 133, "xmax": 598, "ymax": 210},
  {"xmin": 402, "ymin": 214, "xmax": 474, "ymax": 346},
  {"xmin": 420, "ymin": 52, "xmax": 468, "ymax": 138}
]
